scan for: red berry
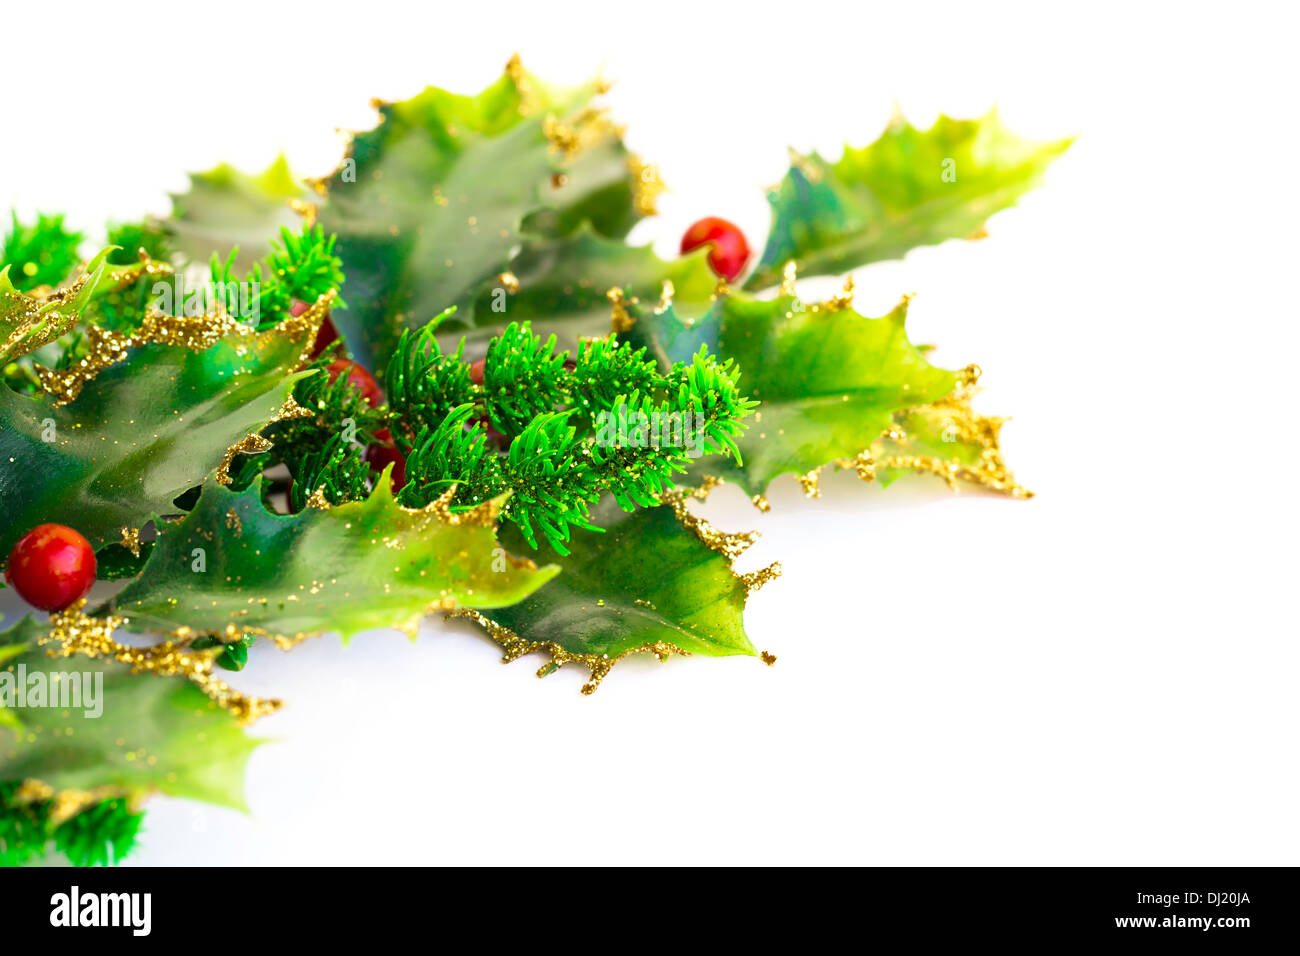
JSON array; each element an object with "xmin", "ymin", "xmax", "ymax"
[
  {"xmin": 468, "ymin": 358, "xmax": 486, "ymax": 386},
  {"xmin": 680, "ymin": 217, "xmax": 750, "ymax": 282},
  {"xmin": 5, "ymin": 524, "xmax": 97, "ymax": 612},
  {"xmin": 365, "ymin": 441, "xmax": 407, "ymax": 491},
  {"xmin": 327, "ymin": 358, "xmax": 384, "ymax": 408}
]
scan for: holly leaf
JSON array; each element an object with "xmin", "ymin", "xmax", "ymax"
[
  {"xmin": 455, "ymin": 226, "xmax": 716, "ymax": 350},
  {"xmin": 165, "ymin": 154, "xmax": 311, "ymax": 272},
  {"xmin": 0, "ymin": 248, "xmax": 168, "ymax": 364},
  {"xmin": 0, "ymin": 615, "xmax": 260, "ymax": 809},
  {"xmin": 623, "ymin": 289, "xmax": 959, "ymax": 497},
  {"xmin": 454, "ymin": 495, "xmax": 775, "ymax": 693},
  {"xmin": 107, "ymin": 473, "xmax": 559, "ymax": 643},
  {"xmin": 745, "ymin": 111, "xmax": 1072, "ymax": 290},
  {"xmin": 865, "ymin": 380, "xmax": 1031, "ymax": 497},
  {"xmin": 318, "ymin": 59, "xmax": 648, "ymax": 371},
  {"xmin": 0, "ymin": 310, "xmax": 318, "ymax": 559},
  {"xmin": 94, "ymin": 540, "xmax": 155, "ymax": 581}
]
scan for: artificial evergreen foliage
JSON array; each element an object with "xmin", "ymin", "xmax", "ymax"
[
  {"xmin": 483, "ymin": 321, "xmax": 571, "ymax": 436},
  {"xmin": 288, "ymin": 429, "xmax": 372, "ymax": 512},
  {"xmin": 0, "ymin": 212, "xmax": 83, "ymax": 291},
  {"xmin": 385, "ymin": 310, "xmax": 478, "ymax": 447},
  {"xmin": 0, "ymin": 782, "xmax": 143, "ymax": 867},
  {"xmin": 395, "ymin": 319, "xmax": 755, "ymax": 553},
  {"xmin": 210, "ymin": 223, "xmax": 346, "ymax": 327}
]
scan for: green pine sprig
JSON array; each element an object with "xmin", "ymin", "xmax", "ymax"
[
  {"xmin": 0, "ymin": 212, "xmax": 83, "ymax": 291},
  {"xmin": 210, "ymin": 222, "xmax": 347, "ymax": 328},
  {"xmin": 0, "ymin": 782, "xmax": 143, "ymax": 867},
  {"xmin": 385, "ymin": 308, "xmax": 478, "ymax": 448},
  {"xmin": 483, "ymin": 321, "xmax": 570, "ymax": 436},
  {"xmin": 238, "ymin": 347, "xmax": 388, "ymax": 507},
  {"xmin": 393, "ymin": 320, "xmax": 757, "ymax": 554}
]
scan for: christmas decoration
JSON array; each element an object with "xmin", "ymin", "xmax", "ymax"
[
  {"xmin": 4, "ymin": 524, "xmax": 97, "ymax": 611},
  {"xmin": 0, "ymin": 56, "xmax": 1069, "ymax": 865},
  {"xmin": 680, "ymin": 217, "xmax": 751, "ymax": 281}
]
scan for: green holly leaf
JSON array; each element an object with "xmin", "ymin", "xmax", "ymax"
[
  {"xmin": 0, "ymin": 312, "xmax": 315, "ymax": 559},
  {"xmin": 317, "ymin": 61, "xmax": 647, "ymax": 372},
  {"xmin": 456, "ymin": 496, "xmax": 774, "ymax": 693},
  {"xmin": 0, "ymin": 615, "xmax": 260, "ymax": 809},
  {"xmin": 745, "ymin": 111, "xmax": 1072, "ymax": 290},
  {"xmin": 455, "ymin": 226, "xmax": 716, "ymax": 351},
  {"xmin": 94, "ymin": 541, "xmax": 155, "ymax": 581},
  {"xmin": 166, "ymin": 154, "xmax": 311, "ymax": 272},
  {"xmin": 0, "ymin": 248, "xmax": 163, "ymax": 364},
  {"xmin": 107, "ymin": 473, "xmax": 559, "ymax": 643},
  {"xmin": 866, "ymin": 381, "xmax": 1031, "ymax": 497},
  {"xmin": 623, "ymin": 290, "xmax": 958, "ymax": 497}
]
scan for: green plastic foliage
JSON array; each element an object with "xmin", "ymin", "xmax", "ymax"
[
  {"xmin": 463, "ymin": 227, "xmax": 716, "ymax": 351},
  {"xmin": 108, "ymin": 474, "xmax": 558, "ymax": 643},
  {"xmin": 0, "ymin": 248, "xmax": 134, "ymax": 364},
  {"xmin": 166, "ymin": 155, "xmax": 311, "ymax": 272},
  {"xmin": 0, "ymin": 616, "xmax": 259, "ymax": 809},
  {"xmin": 481, "ymin": 499, "xmax": 756, "ymax": 669},
  {"xmin": 746, "ymin": 111, "xmax": 1072, "ymax": 289},
  {"xmin": 317, "ymin": 63, "xmax": 648, "ymax": 370},
  {"xmin": 624, "ymin": 292, "xmax": 958, "ymax": 495},
  {"xmin": 0, "ymin": 317, "xmax": 313, "ymax": 558},
  {"xmin": 0, "ymin": 212, "xmax": 83, "ymax": 292}
]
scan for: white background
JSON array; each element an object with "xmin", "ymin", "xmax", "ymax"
[{"xmin": 2, "ymin": 0, "xmax": 1297, "ymax": 865}]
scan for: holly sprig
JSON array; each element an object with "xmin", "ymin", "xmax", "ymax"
[{"xmin": 0, "ymin": 56, "xmax": 1071, "ymax": 868}]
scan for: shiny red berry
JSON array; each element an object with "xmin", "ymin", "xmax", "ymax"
[
  {"xmin": 468, "ymin": 358, "xmax": 486, "ymax": 386},
  {"xmin": 327, "ymin": 358, "xmax": 384, "ymax": 408},
  {"xmin": 5, "ymin": 524, "xmax": 97, "ymax": 611},
  {"xmin": 680, "ymin": 217, "xmax": 751, "ymax": 282},
  {"xmin": 365, "ymin": 441, "xmax": 407, "ymax": 491}
]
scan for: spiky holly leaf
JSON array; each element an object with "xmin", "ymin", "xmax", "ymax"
[
  {"xmin": 864, "ymin": 379, "xmax": 1031, "ymax": 496},
  {"xmin": 0, "ymin": 615, "xmax": 260, "ymax": 809},
  {"xmin": 623, "ymin": 290, "xmax": 958, "ymax": 496},
  {"xmin": 166, "ymin": 155, "xmax": 311, "ymax": 272},
  {"xmin": 458, "ymin": 226, "xmax": 716, "ymax": 351},
  {"xmin": 745, "ymin": 111, "xmax": 1072, "ymax": 290},
  {"xmin": 0, "ymin": 310, "xmax": 317, "ymax": 559},
  {"xmin": 0, "ymin": 248, "xmax": 166, "ymax": 364},
  {"xmin": 94, "ymin": 541, "xmax": 155, "ymax": 581},
  {"xmin": 457, "ymin": 496, "xmax": 770, "ymax": 693},
  {"xmin": 317, "ymin": 60, "xmax": 648, "ymax": 371},
  {"xmin": 107, "ymin": 473, "xmax": 558, "ymax": 643}
]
